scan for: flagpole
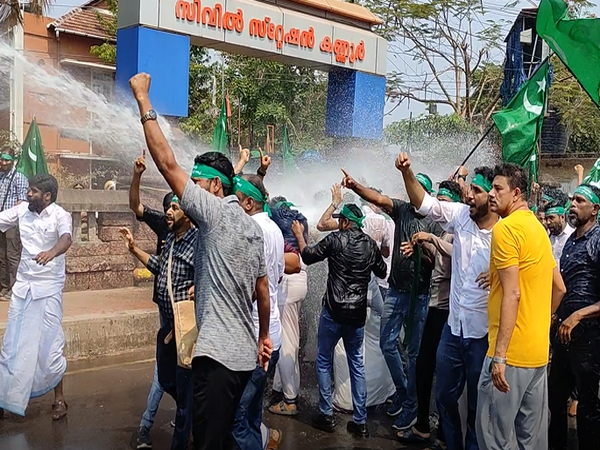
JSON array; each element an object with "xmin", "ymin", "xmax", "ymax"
[{"xmin": 451, "ymin": 54, "xmax": 552, "ymax": 178}]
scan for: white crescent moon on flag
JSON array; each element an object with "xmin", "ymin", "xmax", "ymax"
[
  {"xmin": 28, "ymin": 148, "xmax": 37, "ymax": 162},
  {"xmin": 523, "ymin": 88, "xmax": 543, "ymax": 115}
]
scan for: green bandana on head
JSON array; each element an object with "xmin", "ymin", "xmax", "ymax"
[
  {"xmin": 190, "ymin": 164, "xmax": 232, "ymax": 188},
  {"xmin": 415, "ymin": 173, "xmax": 433, "ymax": 193},
  {"xmin": 574, "ymin": 185, "xmax": 600, "ymax": 205},
  {"xmin": 530, "ymin": 205, "xmax": 538, "ymax": 213},
  {"xmin": 275, "ymin": 201, "xmax": 295, "ymax": 209},
  {"xmin": 542, "ymin": 194, "xmax": 554, "ymax": 203},
  {"xmin": 471, "ymin": 174, "xmax": 493, "ymax": 193},
  {"xmin": 0, "ymin": 153, "xmax": 14, "ymax": 161},
  {"xmin": 545, "ymin": 206, "xmax": 565, "ymax": 216},
  {"xmin": 233, "ymin": 176, "xmax": 271, "ymax": 216},
  {"xmin": 437, "ymin": 188, "xmax": 461, "ymax": 203},
  {"xmin": 338, "ymin": 205, "xmax": 364, "ymax": 228},
  {"xmin": 171, "ymin": 195, "xmax": 179, "ymax": 204}
]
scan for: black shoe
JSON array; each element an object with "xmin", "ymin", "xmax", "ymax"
[
  {"xmin": 311, "ymin": 412, "xmax": 336, "ymax": 433},
  {"xmin": 137, "ymin": 426, "xmax": 152, "ymax": 449},
  {"xmin": 347, "ymin": 421, "xmax": 369, "ymax": 438}
]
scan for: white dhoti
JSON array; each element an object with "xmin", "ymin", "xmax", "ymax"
[
  {"xmin": 273, "ymin": 270, "xmax": 308, "ymax": 402},
  {"xmin": 0, "ymin": 290, "xmax": 66, "ymax": 416},
  {"xmin": 333, "ymin": 278, "xmax": 395, "ymax": 410}
]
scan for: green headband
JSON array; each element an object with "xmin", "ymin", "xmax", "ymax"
[
  {"xmin": 542, "ymin": 194, "xmax": 554, "ymax": 203},
  {"xmin": 545, "ymin": 206, "xmax": 565, "ymax": 216},
  {"xmin": 275, "ymin": 201, "xmax": 295, "ymax": 208},
  {"xmin": 338, "ymin": 205, "xmax": 364, "ymax": 228},
  {"xmin": 171, "ymin": 195, "xmax": 179, "ymax": 204},
  {"xmin": 530, "ymin": 205, "xmax": 538, "ymax": 213},
  {"xmin": 233, "ymin": 176, "xmax": 271, "ymax": 215},
  {"xmin": 0, "ymin": 153, "xmax": 14, "ymax": 161},
  {"xmin": 574, "ymin": 185, "xmax": 600, "ymax": 205},
  {"xmin": 471, "ymin": 174, "xmax": 493, "ymax": 193},
  {"xmin": 437, "ymin": 188, "xmax": 460, "ymax": 203},
  {"xmin": 416, "ymin": 173, "xmax": 433, "ymax": 193},
  {"xmin": 191, "ymin": 164, "xmax": 232, "ymax": 188}
]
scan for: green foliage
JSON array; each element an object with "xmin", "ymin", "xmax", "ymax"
[
  {"xmin": 549, "ymin": 56, "xmax": 600, "ymax": 154},
  {"xmin": 89, "ymin": 0, "xmax": 117, "ymax": 64},
  {"xmin": 0, "ymin": 0, "xmax": 54, "ymax": 27}
]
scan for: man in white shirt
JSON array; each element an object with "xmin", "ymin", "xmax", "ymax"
[
  {"xmin": 396, "ymin": 158, "xmax": 500, "ymax": 450},
  {"xmin": 543, "ymin": 200, "xmax": 574, "ymax": 269},
  {"xmin": 0, "ymin": 174, "xmax": 72, "ymax": 421},
  {"xmin": 232, "ymin": 174, "xmax": 285, "ymax": 450}
]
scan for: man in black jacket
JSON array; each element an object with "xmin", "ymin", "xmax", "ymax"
[{"xmin": 291, "ymin": 204, "xmax": 387, "ymax": 438}]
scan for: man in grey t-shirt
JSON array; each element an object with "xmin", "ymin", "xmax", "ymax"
[{"xmin": 129, "ymin": 73, "xmax": 273, "ymax": 450}]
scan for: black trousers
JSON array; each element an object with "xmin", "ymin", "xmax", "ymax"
[
  {"xmin": 192, "ymin": 356, "xmax": 252, "ymax": 450},
  {"xmin": 549, "ymin": 320, "xmax": 600, "ymax": 450},
  {"xmin": 415, "ymin": 306, "xmax": 448, "ymax": 440},
  {"xmin": 0, "ymin": 227, "xmax": 21, "ymax": 294}
]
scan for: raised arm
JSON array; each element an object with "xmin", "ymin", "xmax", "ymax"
[
  {"xmin": 129, "ymin": 155, "xmax": 146, "ymax": 218},
  {"xmin": 0, "ymin": 204, "xmax": 19, "ymax": 232},
  {"xmin": 395, "ymin": 152, "xmax": 426, "ymax": 210},
  {"xmin": 129, "ymin": 74, "xmax": 189, "ymax": 199},
  {"xmin": 119, "ymin": 228, "xmax": 152, "ymax": 269},
  {"xmin": 341, "ymin": 169, "xmax": 394, "ymax": 214},
  {"xmin": 413, "ymin": 232, "xmax": 453, "ymax": 259},
  {"xmin": 317, "ymin": 184, "xmax": 342, "ymax": 232},
  {"xmin": 234, "ymin": 145, "xmax": 250, "ymax": 175}
]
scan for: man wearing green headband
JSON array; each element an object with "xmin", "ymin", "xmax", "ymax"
[
  {"xmin": 129, "ymin": 72, "xmax": 273, "ymax": 450},
  {"xmin": 542, "ymin": 200, "xmax": 574, "ymax": 269},
  {"xmin": 0, "ymin": 147, "xmax": 28, "ymax": 302},
  {"xmin": 393, "ymin": 153, "xmax": 499, "ymax": 445},
  {"xmin": 480, "ymin": 163, "xmax": 565, "ymax": 450},
  {"xmin": 232, "ymin": 174, "xmax": 286, "ymax": 449},
  {"xmin": 549, "ymin": 183, "xmax": 600, "ymax": 450},
  {"xmin": 291, "ymin": 203, "xmax": 387, "ymax": 437}
]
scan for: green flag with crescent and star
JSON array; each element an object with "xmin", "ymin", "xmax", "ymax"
[
  {"xmin": 16, "ymin": 118, "xmax": 48, "ymax": 178},
  {"xmin": 493, "ymin": 60, "xmax": 550, "ymax": 183},
  {"xmin": 537, "ymin": 0, "xmax": 600, "ymax": 106},
  {"xmin": 583, "ymin": 157, "xmax": 600, "ymax": 188}
]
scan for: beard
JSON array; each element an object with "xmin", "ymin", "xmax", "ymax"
[
  {"xmin": 469, "ymin": 202, "xmax": 490, "ymax": 221},
  {"xmin": 28, "ymin": 198, "xmax": 45, "ymax": 214}
]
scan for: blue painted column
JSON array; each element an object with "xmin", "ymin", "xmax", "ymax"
[
  {"xmin": 325, "ymin": 68, "xmax": 386, "ymax": 140},
  {"xmin": 115, "ymin": 26, "xmax": 190, "ymax": 117}
]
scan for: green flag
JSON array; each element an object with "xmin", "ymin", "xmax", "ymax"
[
  {"xmin": 537, "ymin": 0, "xmax": 600, "ymax": 106},
  {"xmin": 583, "ymin": 157, "xmax": 600, "ymax": 188},
  {"xmin": 17, "ymin": 119, "xmax": 48, "ymax": 178},
  {"xmin": 493, "ymin": 60, "xmax": 550, "ymax": 183},
  {"xmin": 210, "ymin": 98, "xmax": 228, "ymax": 153},
  {"xmin": 282, "ymin": 126, "xmax": 295, "ymax": 173}
]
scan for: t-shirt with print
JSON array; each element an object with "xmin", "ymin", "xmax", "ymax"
[
  {"xmin": 388, "ymin": 198, "xmax": 443, "ymax": 294},
  {"xmin": 181, "ymin": 180, "xmax": 266, "ymax": 372},
  {"xmin": 487, "ymin": 210, "xmax": 555, "ymax": 368}
]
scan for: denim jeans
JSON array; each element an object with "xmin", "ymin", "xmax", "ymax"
[
  {"xmin": 316, "ymin": 307, "xmax": 367, "ymax": 424},
  {"xmin": 232, "ymin": 349, "xmax": 281, "ymax": 450},
  {"xmin": 140, "ymin": 362, "xmax": 165, "ymax": 429},
  {"xmin": 379, "ymin": 288, "xmax": 429, "ymax": 414},
  {"xmin": 435, "ymin": 324, "xmax": 488, "ymax": 450}
]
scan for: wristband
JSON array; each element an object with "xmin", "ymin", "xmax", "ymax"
[
  {"xmin": 492, "ymin": 356, "xmax": 507, "ymax": 365},
  {"xmin": 331, "ymin": 202, "xmax": 341, "ymax": 210},
  {"xmin": 257, "ymin": 169, "xmax": 267, "ymax": 177}
]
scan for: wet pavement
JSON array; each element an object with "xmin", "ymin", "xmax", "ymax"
[{"xmin": 0, "ymin": 352, "xmax": 421, "ymax": 450}]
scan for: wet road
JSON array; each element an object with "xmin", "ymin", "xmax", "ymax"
[{"xmin": 0, "ymin": 353, "xmax": 419, "ymax": 450}]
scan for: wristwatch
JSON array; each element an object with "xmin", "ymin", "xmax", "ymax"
[
  {"xmin": 141, "ymin": 109, "xmax": 157, "ymax": 125},
  {"xmin": 458, "ymin": 174, "xmax": 467, "ymax": 181}
]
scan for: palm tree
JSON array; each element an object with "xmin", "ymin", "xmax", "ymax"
[{"xmin": 0, "ymin": 0, "xmax": 54, "ymax": 28}]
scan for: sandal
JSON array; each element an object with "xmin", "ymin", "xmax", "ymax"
[
  {"xmin": 267, "ymin": 429, "xmax": 282, "ymax": 450},
  {"xmin": 52, "ymin": 400, "xmax": 68, "ymax": 421},
  {"xmin": 397, "ymin": 427, "xmax": 430, "ymax": 443},
  {"xmin": 268, "ymin": 401, "xmax": 298, "ymax": 416}
]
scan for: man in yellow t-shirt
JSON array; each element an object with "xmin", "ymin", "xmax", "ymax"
[{"xmin": 476, "ymin": 163, "xmax": 566, "ymax": 450}]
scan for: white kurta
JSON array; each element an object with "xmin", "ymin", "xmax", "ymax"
[{"xmin": 0, "ymin": 202, "xmax": 72, "ymax": 416}]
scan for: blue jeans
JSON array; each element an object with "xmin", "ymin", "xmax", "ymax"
[
  {"xmin": 379, "ymin": 288, "xmax": 429, "ymax": 414},
  {"xmin": 435, "ymin": 324, "xmax": 488, "ymax": 450},
  {"xmin": 316, "ymin": 307, "xmax": 367, "ymax": 424},
  {"xmin": 233, "ymin": 349, "xmax": 280, "ymax": 450},
  {"xmin": 140, "ymin": 363, "xmax": 165, "ymax": 429}
]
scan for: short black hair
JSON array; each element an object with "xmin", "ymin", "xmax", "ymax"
[
  {"xmin": 29, "ymin": 173, "xmax": 59, "ymax": 203},
  {"xmin": 474, "ymin": 166, "xmax": 495, "ymax": 184},
  {"xmin": 439, "ymin": 180, "xmax": 462, "ymax": 201},
  {"xmin": 269, "ymin": 195, "xmax": 288, "ymax": 208},
  {"xmin": 163, "ymin": 192, "xmax": 175, "ymax": 213},
  {"xmin": 194, "ymin": 152, "xmax": 235, "ymax": 196},
  {"xmin": 493, "ymin": 163, "xmax": 528, "ymax": 198},
  {"xmin": 543, "ymin": 186, "xmax": 569, "ymax": 207},
  {"xmin": 241, "ymin": 174, "xmax": 267, "ymax": 205}
]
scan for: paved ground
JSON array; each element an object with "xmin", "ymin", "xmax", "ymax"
[{"xmin": 0, "ymin": 352, "xmax": 423, "ymax": 450}]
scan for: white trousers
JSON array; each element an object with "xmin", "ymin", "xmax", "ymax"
[
  {"xmin": 0, "ymin": 289, "xmax": 66, "ymax": 416},
  {"xmin": 273, "ymin": 270, "xmax": 308, "ymax": 402}
]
